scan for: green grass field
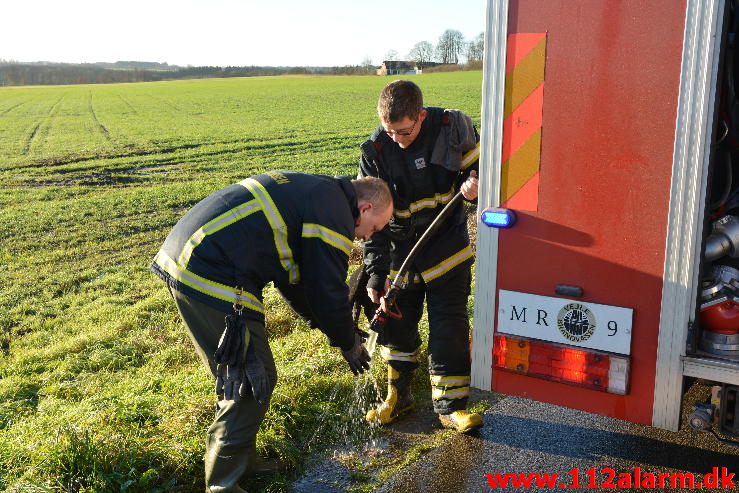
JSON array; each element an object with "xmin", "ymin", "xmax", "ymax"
[{"xmin": 0, "ymin": 72, "xmax": 483, "ymax": 492}]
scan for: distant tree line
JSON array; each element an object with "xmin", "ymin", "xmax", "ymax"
[
  {"xmin": 0, "ymin": 28, "xmax": 486, "ymax": 87},
  {"xmin": 390, "ymin": 29, "xmax": 485, "ymax": 69},
  {"xmin": 0, "ymin": 61, "xmax": 376, "ymax": 86}
]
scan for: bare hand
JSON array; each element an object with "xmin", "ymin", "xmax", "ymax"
[
  {"xmin": 461, "ymin": 170, "xmax": 478, "ymax": 200},
  {"xmin": 366, "ymin": 278, "xmax": 391, "ymax": 304}
]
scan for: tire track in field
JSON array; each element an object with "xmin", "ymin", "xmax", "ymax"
[
  {"xmin": 147, "ymin": 94, "xmax": 185, "ymax": 113},
  {"xmin": 10, "ymin": 134, "xmax": 357, "ymax": 169},
  {"xmin": 20, "ymin": 95, "xmax": 66, "ymax": 154},
  {"xmin": 88, "ymin": 92, "xmax": 112, "ymax": 141},
  {"xmin": 32, "ymin": 94, "xmax": 67, "ymax": 152},
  {"xmin": 47, "ymin": 95, "xmax": 65, "ymax": 117},
  {"xmin": 21, "ymin": 122, "xmax": 42, "ymax": 154},
  {"xmin": 0, "ymin": 100, "xmax": 27, "ymax": 116},
  {"xmin": 117, "ymin": 94, "xmax": 138, "ymax": 114},
  {"xmin": 9, "ymin": 141, "xmax": 206, "ymax": 170}
]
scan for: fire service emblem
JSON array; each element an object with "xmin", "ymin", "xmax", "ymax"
[{"xmin": 557, "ymin": 303, "xmax": 596, "ymax": 342}]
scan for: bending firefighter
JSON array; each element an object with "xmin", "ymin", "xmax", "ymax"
[
  {"xmin": 359, "ymin": 80, "xmax": 482, "ymax": 433},
  {"xmin": 150, "ymin": 171, "xmax": 392, "ymax": 493}
]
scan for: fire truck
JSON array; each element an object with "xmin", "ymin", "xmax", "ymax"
[{"xmin": 471, "ymin": 0, "xmax": 739, "ymax": 442}]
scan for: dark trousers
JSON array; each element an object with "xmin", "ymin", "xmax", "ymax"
[
  {"xmin": 379, "ymin": 264, "xmax": 472, "ymax": 414},
  {"xmin": 170, "ymin": 289, "xmax": 277, "ymax": 489}
]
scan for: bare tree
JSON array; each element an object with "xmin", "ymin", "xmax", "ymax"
[
  {"xmin": 436, "ymin": 29, "xmax": 465, "ymax": 64},
  {"xmin": 361, "ymin": 56, "xmax": 375, "ymax": 70},
  {"xmin": 407, "ymin": 41, "xmax": 435, "ymax": 69},
  {"xmin": 466, "ymin": 32, "xmax": 485, "ymax": 62},
  {"xmin": 384, "ymin": 49, "xmax": 398, "ymax": 61}
]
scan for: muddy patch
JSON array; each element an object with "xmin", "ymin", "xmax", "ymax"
[
  {"xmin": 293, "ymin": 439, "xmax": 389, "ymax": 493},
  {"xmin": 125, "ymin": 161, "xmax": 182, "ymax": 175},
  {"xmin": 377, "ymin": 427, "xmax": 485, "ymax": 493},
  {"xmin": 290, "ymin": 401, "xmax": 462, "ymax": 492},
  {"xmin": 23, "ymin": 171, "xmax": 145, "ymax": 188}
]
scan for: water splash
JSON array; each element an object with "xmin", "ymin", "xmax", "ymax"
[
  {"xmin": 363, "ymin": 330, "xmax": 379, "ymax": 356},
  {"xmin": 335, "ymin": 370, "xmax": 384, "ymax": 449},
  {"xmin": 305, "ymin": 359, "xmax": 386, "ymax": 456}
]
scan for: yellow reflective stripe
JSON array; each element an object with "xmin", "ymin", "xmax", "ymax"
[
  {"xmin": 302, "ymin": 223, "xmax": 353, "ymax": 256},
  {"xmin": 432, "ymin": 386, "xmax": 470, "ymax": 400},
  {"xmin": 154, "ymin": 250, "xmax": 264, "ymax": 313},
  {"xmin": 461, "ymin": 143, "xmax": 480, "ymax": 170},
  {"xmin": 177, "ymin": 199, "xmax": 260, "ymax": 266},
  {"xmin": 392, "ymin": 145, "xmax": 478, "ymax": 220},
  {"xmin": 421, "ymin": 245, "xmax": 474, "ymax": 283},
  {"xmin": 389, "ymin": 269, "xmax": 422, "ymax": 284},
  {"xmin": 394, "ymin": 186, "xmax": 456, "ymax": 219},
  {"xmin": 409, "ymin": 189, "xmax": 454, "ymax": 213},
  {"xmin": 239, "ymin": 178, "xmax": 299, "ymax": 284},
  {"xmin": 380, "ymin": 346, "xmax": 419, "ymax": 362},
  {"xmin": 430, "ymin": 375, "xmax": 471, "ymax": 386}
]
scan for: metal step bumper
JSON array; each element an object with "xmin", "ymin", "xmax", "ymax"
[{"xmin": 683, "ymin": 356, "xmax": 739, "ymax": 385}]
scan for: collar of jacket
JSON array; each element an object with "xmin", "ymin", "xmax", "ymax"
[{"xmin": 336, "ymin": 176, "xmax": 360, "ymax": 220}]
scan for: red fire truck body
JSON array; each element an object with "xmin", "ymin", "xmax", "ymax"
[{"xmin": 472, "ymin": 0, "xmax": 739, "ymax": 438}]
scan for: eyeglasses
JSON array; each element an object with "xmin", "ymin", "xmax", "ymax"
[{"xmin": 385, "ymin": 119, "xmax": 418, "ymax": 137}]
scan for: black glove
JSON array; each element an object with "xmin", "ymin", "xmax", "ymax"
[
  {"xmin": 349, "ymin": 266, "xmax": 376, "ymax": 329},
  {"xmin": 214, "ymin": 314, "xmax": 269, "ymax": 403},
  {"xmin": 355, "ymin": 328, "xmax": 369, "ymax": 343},
  {"xmin": 341, "ymin": 331, "xmax": 371, "ymax": 375}
]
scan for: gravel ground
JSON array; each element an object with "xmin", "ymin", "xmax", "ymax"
[
  {"xmin": 293, "ymin": 382, "xmax": 739, "ymax": 492},
  {"xmin": 379, "ymin": 386, "xmax": 739, "ymax": 492}
]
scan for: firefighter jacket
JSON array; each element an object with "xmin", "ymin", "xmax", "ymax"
[
  {"xmin": 359, "ymin": 107, "xmax": 479, "ymax": 291},
  {"xmin": 150, "ymin": 171, "xmax": 358, "ymax": 351}
]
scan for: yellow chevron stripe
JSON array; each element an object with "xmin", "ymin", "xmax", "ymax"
[
  {"xmin": 501, "ymin": 128, "xmax": 542, "ymax": 203},
  {"xmin": 504, "ymin": 36, "xmax": 546, "ymax": 118}
]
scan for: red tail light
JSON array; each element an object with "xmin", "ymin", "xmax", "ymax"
[{"xmin": 494, "ymin": 334, "xmax": 629, "ymax": 394}]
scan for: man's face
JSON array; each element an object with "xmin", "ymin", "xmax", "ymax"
[
  {"xmin": 381, "ymin": 109, "xmax": 426, "ymax": 149},
  {"xmin": 355, "ymin": 202, "xmax": 393, "ymax": 241}
]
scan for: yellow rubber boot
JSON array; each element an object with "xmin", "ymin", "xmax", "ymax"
[
  {"xmin": 438, "ymin": 410, "xmax": 483, "ymax": 433},
  {"xmin": 366, "ymin": 366, "xmax": 415, "ymax": 425}
]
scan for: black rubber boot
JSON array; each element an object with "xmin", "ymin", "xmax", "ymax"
[
  {"xmin": 204, "ymin": 433, "xmax": 249, "ymax": 493},
  {"xmin": 244, "ymin": 446, "xmax": 284, "ymax": 476}
]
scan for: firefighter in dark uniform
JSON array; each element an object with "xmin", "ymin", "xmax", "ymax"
[
  {"xmin": 151, "ymin": 171, "xmax": 392, "ymax": 493},
  {"xmin": 359, "ymin": 80, "xmax": 482, "ymax": 433}
]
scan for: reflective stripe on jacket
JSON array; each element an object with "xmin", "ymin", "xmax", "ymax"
[{"xmin": 151, "ymin": 171, "xmax": 358, "ymax": 350}]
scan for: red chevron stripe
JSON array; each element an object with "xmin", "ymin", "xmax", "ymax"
[
  {"xmin": 502, "ymin": 171, "xmax": 539, "ymax": 211},
  {"xmin": 501, "ymin": 82, "xmax": 544, "ymax": 163},
  {"xmin": 506, "ymin": 32, "xmax": 547, "ymax": 74}
]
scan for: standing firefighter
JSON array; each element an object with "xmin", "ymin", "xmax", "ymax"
[
  {"xmin": 150, "ymin": 171, "xmax": 392, "ymax": 492},
  {"xmin": 359, "ymin": 80, "xmax": 482, "ymax": 433}
]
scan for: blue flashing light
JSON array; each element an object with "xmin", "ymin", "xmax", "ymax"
[{"xmin": 481, "ymin": 207, "xmax": 517, "ymax": 228}]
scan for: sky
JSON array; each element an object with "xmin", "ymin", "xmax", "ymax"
[{"xmin": 4, "ymin": 0, "xmax": 487, "ymax": 67}]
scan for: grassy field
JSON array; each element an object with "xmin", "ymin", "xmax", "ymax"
[{"xmin": 0, "ymin": 72, "xmax": 483, "ymax": 492}]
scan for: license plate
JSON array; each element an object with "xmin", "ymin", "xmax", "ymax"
[{"xmin": 497, "ymin": 290, "xmax": 634, "ymax": 355}]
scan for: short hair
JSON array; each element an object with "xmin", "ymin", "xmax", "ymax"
[
  {"xmin": 352, "ymin": 176, "xmax": 393, "ymax": 212},
  {"xmin": 377, "ymin": 80, "xmax": 423, "ymax": 123}
]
